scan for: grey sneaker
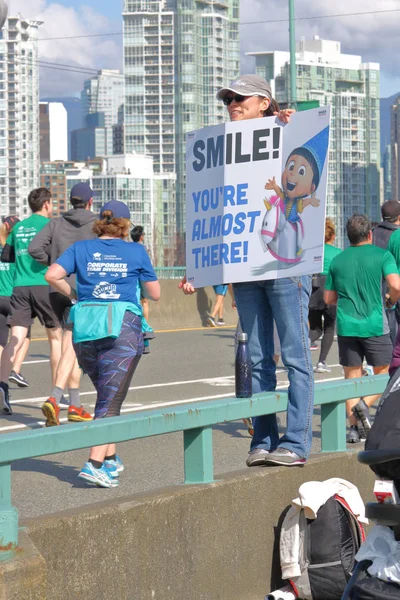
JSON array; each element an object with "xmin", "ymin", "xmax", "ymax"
[
  {"xmin": 207, "ymin": 316, "xmax": 216, "ymax": 327},
  {"xmin": 352, "ymin": 399, "xmax": 372, "ymax": 434},
  {"xmin": 264, "ymin": 447, "xmax": 306, "ymax": 467},
  {"xmin": 246, "ymin": 448, "xmax": 270, "ymax": 467},
  {"xmin": 347, "ymin": 425, "xmax": 361, "ymax": 444},
  {"xmin": 314, "ymin": 361, "xmax": 331, "ymax": 373},
  {"xmin": 59, "ymin": 395, "xmax": 70, "ymax": 408}
]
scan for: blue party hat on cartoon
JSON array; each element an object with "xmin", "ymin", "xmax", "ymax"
[{"xmin": 302, "ymin": 126, "xmax": 329, "ymax": 182}]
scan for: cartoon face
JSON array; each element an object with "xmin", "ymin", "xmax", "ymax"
[{"xmin": 281, "ymin": 154, "xmax": 316, "ymax": 200}]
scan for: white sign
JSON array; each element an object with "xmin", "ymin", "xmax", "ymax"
[{"xmin": 186, "ymin": 107, "xmax": 331, "ymax": 288}]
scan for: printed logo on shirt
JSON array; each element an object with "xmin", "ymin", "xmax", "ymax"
[
  {"xmin": 92, "ymin": 282, "xmax": 121, "ymax": 300},
  {"xmin": 87, "ymin": 259, "xmax": 128, "ymax": 276},
  {"xmin": 93, "ymin": 253, "xmax": 102, "ymax": 260}
]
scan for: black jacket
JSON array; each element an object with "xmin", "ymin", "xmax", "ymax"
[{"xmin": 28, "ymin": 208, "xmax": 97, "ymax": 291}]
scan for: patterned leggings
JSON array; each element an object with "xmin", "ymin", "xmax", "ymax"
[{"xmin": 73, "ymin": 312, "xmax": 143, "ymax": 419}]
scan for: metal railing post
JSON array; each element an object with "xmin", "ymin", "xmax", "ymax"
[
  {"xmin": 0, "ymin": 463, "xmax": 18, "ymax": 560},
  {"xmin": 320, "ymin": 402, "xmax": 347, "ymax": 453},
  {"xmin": 183, "ymin": 427, "xmax": 214, "ymax": 484}
]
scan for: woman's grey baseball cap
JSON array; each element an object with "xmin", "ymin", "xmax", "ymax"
[{"xmin": 216, "ymin": 74, "xmax": 272, "ymax": 100}]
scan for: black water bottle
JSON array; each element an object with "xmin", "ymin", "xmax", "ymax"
[{"xmin": 235, "ymin": 332, "xmax": 252, "ymax": 398}]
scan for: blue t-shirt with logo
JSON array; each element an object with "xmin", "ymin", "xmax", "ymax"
[{"xmin": 56, "ymin": 238, "xmax": 157, "ymax": 306}]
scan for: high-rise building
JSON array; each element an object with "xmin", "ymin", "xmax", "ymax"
[
  {"xmin": 382, "ymin": 144, "xmax": 392, "ymax": 202},
  {"xmin": 81, "ymin": 70, "xmax": 124, "ymax": 129},
  {"xmin": 40, "ymin": 160, "xmax": 75, "ymax": 216},
  {"xmin": 249, "ymin": 37, "xmax": 381, "ymax": 247},
  {"xmin": 0, "ymin": 15, "xmax": 42, "ymax": 218},
  {"xmin": 391, "ymin": 96, "xmax": 400, "ymax": 202},
  {"xmin": 123, "ymin": 0, "xmax": 240, "ymax": 253},
  {"xmin": 70, "ymin": 126, "xmax": 114, "ymax": 162},
  {"xmin": 39, "ymin": 102, "xmax": 68, "ymax": 162}
]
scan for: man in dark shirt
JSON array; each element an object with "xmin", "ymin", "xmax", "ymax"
[
  {"xmin": 373, "ymin": 200, "xmax": 400, "ymax": 248},
  {"xmin": 373, "ymin": 200, "xmax": 400, "ymax": 344}
]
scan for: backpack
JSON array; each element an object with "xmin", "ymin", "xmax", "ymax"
[
  {"xmin": 280, "ymin": 496, "xmax": 366, "ymax": 600},
  {"xmin": 365, "ymin": 366, "xmax": 400, "ymax": 489},
  {"xmin": 350, "ymin": 577, "xmax": 400, "ymax": 599}
]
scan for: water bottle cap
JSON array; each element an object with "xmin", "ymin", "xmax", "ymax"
[{"xmin": 237, "ymin": 332, "xmax": 248, "ymax": 342}]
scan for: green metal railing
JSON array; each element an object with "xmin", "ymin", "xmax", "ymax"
[{"xmin": 0, "ymin": 375, "xmax": 388, "ymax": 560}]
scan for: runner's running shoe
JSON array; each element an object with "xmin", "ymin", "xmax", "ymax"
[
  {"xmin": 67, "ymin": 406, "xmax": 92, "ymax": 422},
  {"xmin": 78, "ymin": 462, "xmax": 119, "ymax": 488},
  {"xmin": 9, "ymin": 370, "xmax": 29, "ymax": 388},
  {"xmin": 104, "ymin": 461, "xmax": 119, "ymax": 478},
  {"xmin": 104, "ymin": 456, "xmax": 125, "ymax": 479},
  {"xmin": 41, "ymin": 397, "xmax": 60, "ymax": 427},
  {"xmin": 347, "ymin": 425, "xmax": 361, "ymax": 444},
  {"xmin": 0, "ymin": 383, "xmax": 12, "ymax": 415},
  {"xmin": 352, "ymin": 399, "xmax": 372, "ymax": 434},
  {"xmin": 314, "ymin": 361, "xmax": 331, "ymax": 373}
]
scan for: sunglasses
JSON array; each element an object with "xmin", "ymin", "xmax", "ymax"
[{"xmin": 222, "ymin": 94, "xmax": 249, "ymax": 106}]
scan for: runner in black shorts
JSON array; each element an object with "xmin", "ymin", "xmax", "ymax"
[
  {"xmin": 0, "ymin": 216, "xmax": 32, "ymax": 388},
  {"xmin": 50, "ymin": 292, "xmax": 73, "ymax": 332},
  {"xmin": 0, "ymin": 189, "xmax": 62, "ymax": 415},
  {"xmin": 29, "ymin": 182, "xmax": 97, "ymax": 425},
  {"xmin": 324, "ymin": 214, "xmax": 400, "ymax": 444}
]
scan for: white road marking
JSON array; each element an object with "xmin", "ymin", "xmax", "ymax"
[
  {"xmin": 10, "ymin": 363, "xmax": 345, "ymax": 406},
  {"xmin": 0, "ymin": 375, "xmax": 346, "ymax": 434},
  {"xmin": 9, "ymin": 375, "xmax": 237, "ymax": 405},
  {"xmin": 21, "ymin": 359, "xmax": 49, "ymax": 365}
]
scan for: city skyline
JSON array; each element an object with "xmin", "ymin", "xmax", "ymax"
[{"xmin": 7, "ymin": 0, "xmax": 400, "ymax": 100}]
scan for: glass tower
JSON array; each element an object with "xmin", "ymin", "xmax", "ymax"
[
  {"xmin": 123, "ymin": 0, "xmax": 240, "ymax": 259},
  {"xmin": 81, "ymin": 70, "xmax": 125, "ymax": 129},
  {"xmin": 249, "ymin": 37, "xmax": 381, "ymax": 248},
  {"xmin": 0, "ymin": 16, "xmax": 42, "ymax": 218},
  {"xmin": 391, "ymin": 96, "xmax": 400, "ymax": 203}
]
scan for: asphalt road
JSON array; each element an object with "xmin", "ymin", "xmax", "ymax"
[{"xmin": 4, "ymin": 326, "xmax": 348, "ymax": 520}]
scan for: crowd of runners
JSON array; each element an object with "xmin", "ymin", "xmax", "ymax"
[{"xmin": 1, "ymin": 73, "xmax": 400, "ymax": 488}]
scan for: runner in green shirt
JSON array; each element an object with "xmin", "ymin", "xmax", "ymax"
[
  {"xmin": 8, "ymin": 213, "xmax": 51, "ymax": 287},
  {"xmin": 0, "ymin": 216, "xmax": 31, "ymax": 388},
  {"xmin": 324, "ymin": 214, "xmax": 400, "ymax": 444},
  {"xmin": 0, "ymin": 189, "xmax": 61, "ymax": 416},
  {"xmin": 309, "ymin": 218, "xmax": 342, "ymax": 373},
  {"xmin": 322, "ymin": 241, "xmax": 342, "ymax": 276}
]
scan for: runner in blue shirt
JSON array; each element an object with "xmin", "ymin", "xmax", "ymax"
[{"xmin": 45, "ymin": 200, "xmax": 160, "ymax": 488}]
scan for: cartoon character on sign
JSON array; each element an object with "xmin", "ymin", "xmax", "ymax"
[{"xmin": 261, "ymin": 126, "xmax": 329, "ymax": 264}]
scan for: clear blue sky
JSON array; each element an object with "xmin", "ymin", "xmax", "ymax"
[{"xmin": 52, "ymin": 0, "xmax": 122, "ymax": 20}]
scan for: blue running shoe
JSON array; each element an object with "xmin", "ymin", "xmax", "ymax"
[
  {"xmin": 104, "ymin": 461, "xmax": 119, "ymax": 479},
  {"xmin": 105, "ymin": 455, "xmax": 124, "ymax": 474},
  {"xmin": 78, "ymin": 462, "xmax": 119, "ymax": 488}
]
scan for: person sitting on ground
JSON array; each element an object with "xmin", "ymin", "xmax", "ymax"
[
  {"xmin": 309, "ymin": 218, "xmax": 342, "ymax": 373},
  {"xmin": 45, "ymin": 200, "xmax": 160, "ymax": 489},
  {"xmin": 324, "ymin": 214, "xmax": 400, "ymax": 444},
  {"xmin": 29, "ymin": 182, "xmax": 97, "ymax": 426},
  {"xmin": 0, "ymin": 188, "xmax": 62, "ymax": 416}
]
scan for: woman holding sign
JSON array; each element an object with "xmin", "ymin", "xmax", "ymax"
[{"xmin": 181, "ymin": 74, "xmax": 314, "ymax": 468}]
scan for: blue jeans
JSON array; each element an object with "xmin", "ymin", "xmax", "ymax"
[{"xmin": 233, "ymin": 276, "xmax": 314, "ymax": 458}]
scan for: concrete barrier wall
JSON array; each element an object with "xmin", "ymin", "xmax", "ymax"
[
  {"xmin": 149, "ymin": 281, "xmax": 237, "ymax": 330},
  {"xmin": 15, "ymin": 452, "xmax": 375, "ymax": 600}
]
